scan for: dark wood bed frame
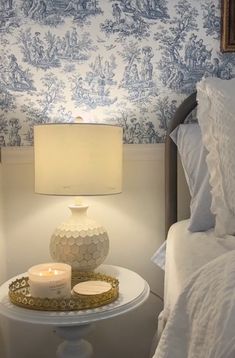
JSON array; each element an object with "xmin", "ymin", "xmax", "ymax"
[{"xmin": 165, "ymin": 92, "xmax": 197, "ymax": 236}]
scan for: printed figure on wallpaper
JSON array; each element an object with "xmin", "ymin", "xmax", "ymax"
[
  {"xmin": 101, "ymin": 2, "xmax": 147, "ymax": 39},
  {"xmin": 0, "ymin": 114, "xmax": 8, "ymax": 146},
  {"xmin": 120, "ymin": 43, "xmax": 156, "ymax": 103},
  {"xmin": 72, "ymin": 55, "xmax": 117, "ymax": 109},
  {"xmin": 202, "ymin": 2, "xmax": 220, "ymax": 39},
  {"xmin": 8, "ymin": 117, "xmax": 21, "ymax": 145},
  {"xmin": 110, "ymin": 105, "xmax": 162, "ymax": 143},
  {"xmin": 0, "ymin": 0, "xmax": 20, "ymax": 33},
  {"xmin": 19, "ymin": 29, "xmax": 95, "ymax": 69},
  {"xmin": 21, "ymin": 73, "xmax": 65, "ymax": 126},
  {"xmin": 22, "ymin": 0, "xmax": 102, "ymax": 25},
  {"xmin": 0, "ymin": 88, "xmax": 15, "ymax": 112},
  {"xmin": 214, "ymin": 52, "xmax": 235, "ymax": 79},
  {"xmin": 101, "ymin": 0, "xmax": 169, "ymax": 39},
  {"xmin": 64, "ymin": 0, "xmax": 102, "ymax": 20},
  {"xmin": 155, "ymin": 0, "xmax": 234, "ymax": 94},
  {"xmin": 184, "ymin": 35, "xmax": 234, "ymax": 80},
  {"xmin": 21, "ymin": 73, "xmax": 72, "ymax": 144},
  {"xmin": 0, "ymin": 115, "xmax": 21, "ymax": 146},
  {"xmin": 184, "ymin": 35, "xmax": 212, "ymax": 69},
  {"xmin": 154, "ymin": 97, "xmax": 178, "ymax": 132},
  {"xmin": 55, "ymin": 106, "xmax": 74, "ymax": 123},
  {"xmin": 124, "ymin": 0, "xmax": 169, "ymax": 20},
  {"xmin": 0, "ymin": 54, "xmax": 34, "ymax": 92}
]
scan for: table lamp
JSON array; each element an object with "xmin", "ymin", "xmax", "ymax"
[{"xmin": 34, "ymin": 123, "xmax": 123, "ymax": 272}]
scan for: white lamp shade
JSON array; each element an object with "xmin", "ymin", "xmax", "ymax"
[{"xmin": 34, "ymin": 123, "xmax": 123, "ymax": 195}]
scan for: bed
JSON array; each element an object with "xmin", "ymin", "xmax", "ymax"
[{"xmin": 152, "ymin": 78, "xmax": 235, "ymax": 358}]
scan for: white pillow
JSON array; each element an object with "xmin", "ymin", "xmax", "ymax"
[
  {"xmin": 197, "ymin": 77, "xmax": 235, "ymax": 237},
  {"xmin": 170, "ymin": 123, "xmax": 215, "ymax": 232}
]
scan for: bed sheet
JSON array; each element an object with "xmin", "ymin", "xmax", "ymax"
[{"xmin": 162, "ymin": 219, "xmax": 235, "ymax": 327}]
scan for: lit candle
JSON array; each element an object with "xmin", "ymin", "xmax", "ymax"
[{"xmin": 28, "ymin": 263, "xmax": 71, "ymax": 299}]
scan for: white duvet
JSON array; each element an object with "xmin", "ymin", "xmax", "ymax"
[{"xmin": 153, "ymin": 250, "xmax": 235, "ymax": 358}]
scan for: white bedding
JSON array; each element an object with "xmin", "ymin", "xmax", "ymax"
[
  {"xmin": 154, "ymin": 250, "xmax": 235, "ymax": 358},
  {"xmin": 153, "ymin": 219, "xmax": 235, "ymax": 357},
  {"xmin": 163, "ymin": 219, "xmax": 235, "ymax": 323}
]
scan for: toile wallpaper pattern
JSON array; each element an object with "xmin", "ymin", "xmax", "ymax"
[{"xmin": 0, "ymin": 0, "xmax": 234, "ymax": 146}]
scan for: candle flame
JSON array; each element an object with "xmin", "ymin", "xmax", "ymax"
[{"xmin": 38, "ymin": 268, "xmax": 57, "ymax": 277}]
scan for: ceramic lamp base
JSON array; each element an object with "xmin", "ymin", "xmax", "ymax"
[{"xmin": 50, "ymin": 205, "xmax": 109, "ymax": 271}]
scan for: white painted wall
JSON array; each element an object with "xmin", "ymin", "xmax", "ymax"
[
  {"xmin": 0, "ymin": 164, "xmax": 6, "ymax": 284},
  {"xmin": 0, "ymin": 163, "xmax": 7, "ymax": 358},
  {"xmin": 0, "ymin": 145, "xmax": 165, "ymax": 358}
]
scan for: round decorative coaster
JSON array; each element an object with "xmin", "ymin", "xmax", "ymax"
[{"xmin": 73, "ymin": 280, "xmax": 112, "ymax": 296}]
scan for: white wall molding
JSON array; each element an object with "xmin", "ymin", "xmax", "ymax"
[
  {"xmin": 1, "ymin": 147, "xmax": 34, "ymax": 164},
  {"xmin": 124, "ymin": 144, "xmax": 164, "ymax": 161},
  {"xmin": 1, "ymin": 144, "xmax": 164, "ymax": 164}
]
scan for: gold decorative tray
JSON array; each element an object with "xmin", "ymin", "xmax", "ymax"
[{"xmin": 9, "ymin": 271, "xmax": 119, "ymax": 311}]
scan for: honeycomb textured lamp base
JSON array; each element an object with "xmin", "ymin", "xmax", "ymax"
[{"xmin": 50, "ymin": 205, "xmax": 109, "ymax": 271}]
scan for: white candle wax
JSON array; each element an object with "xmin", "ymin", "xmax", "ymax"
[{"xmin": 28, "ymin": 263, "xmax": 71, "ymax": 299}]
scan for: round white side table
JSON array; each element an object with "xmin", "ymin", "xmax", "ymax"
[{"xmin": 0, "ymin": 265, "xmax": 150, "ymax": 358}]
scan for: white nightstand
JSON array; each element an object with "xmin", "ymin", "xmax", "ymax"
[{"xmin": 0, "ymin": 265, "xmax": 150, "ymax": 358}]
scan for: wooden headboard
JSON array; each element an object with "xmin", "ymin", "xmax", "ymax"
[{"xmin": 165, "ymin": 92, "xmax": 197, "ymax": 236}]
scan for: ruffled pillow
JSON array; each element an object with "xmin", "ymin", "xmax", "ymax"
[{"xmin": 197, "ymin": 77, "xmax": 235, "ymax": 237}]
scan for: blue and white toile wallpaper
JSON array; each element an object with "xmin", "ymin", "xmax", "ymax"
[{"xmin": 0, "ymin": 0, "xmax": 234, "ymax": 145}]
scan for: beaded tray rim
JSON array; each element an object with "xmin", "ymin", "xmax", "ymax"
[{"xmin": 8, "ymin": 271, "xmax": 119, "ymax": 311}]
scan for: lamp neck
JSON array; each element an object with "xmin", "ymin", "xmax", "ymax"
[{"xmin": 68, "ymin": 205, "xmax": 89, "ymax": 218}]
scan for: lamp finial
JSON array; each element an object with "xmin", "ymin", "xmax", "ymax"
[{"xmin": 75, "ymin": 116, "xmax": 84, "ymax": 123}]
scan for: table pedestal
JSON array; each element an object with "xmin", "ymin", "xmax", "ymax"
[{"xmin": 56, "ymin": 324, "xmax": 94, "ymax": 358}]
